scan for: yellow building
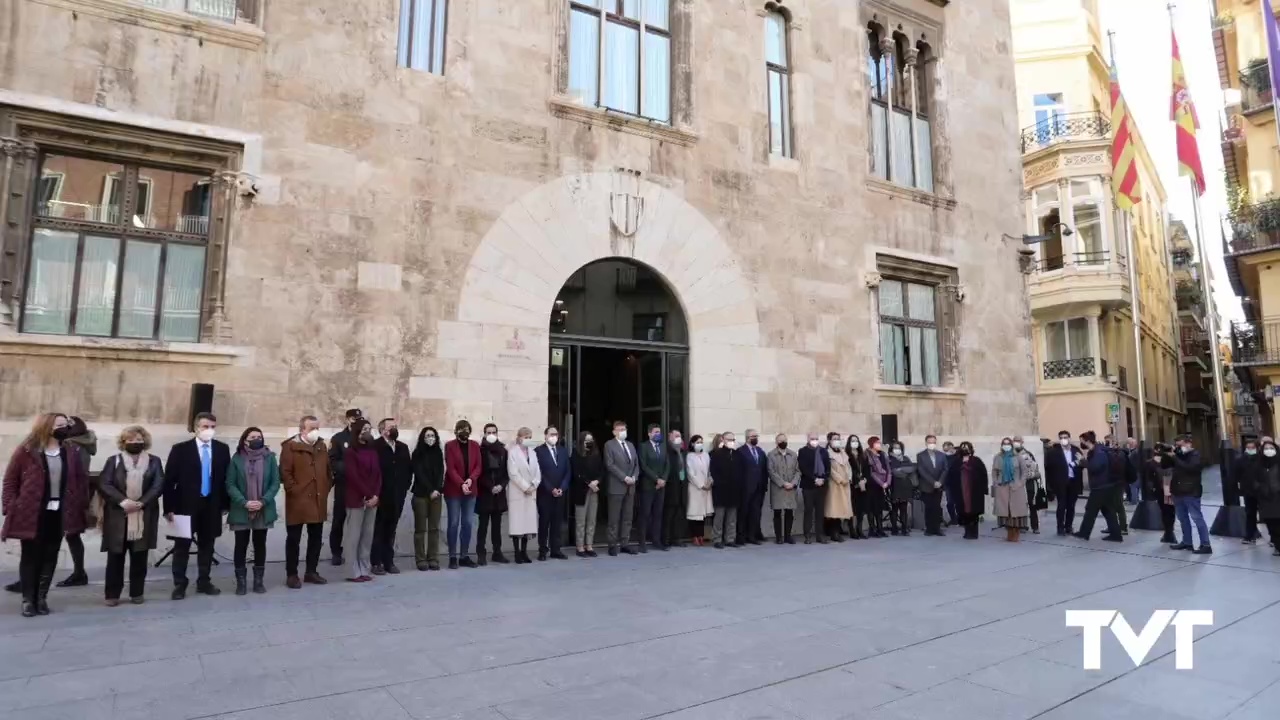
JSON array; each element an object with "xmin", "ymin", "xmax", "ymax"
[
  {"xmin": 1012, "ymin": 0, "xmax": 1185, "ymax": 442},
  {"xmin": 1218, "ymin": 0, "xmax": 1280, "ymax": 438}
]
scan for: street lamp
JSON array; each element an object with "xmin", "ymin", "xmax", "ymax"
[{"xmin": 1020, "ymin": 223, "xmax": 1074, "ymax": 245}]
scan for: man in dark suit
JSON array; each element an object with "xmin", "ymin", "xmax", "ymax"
[
  {"xmin": 163, "ymin": 412, "xmax": 231, "ymax": 599},
  {"xmin": 637, "ymin": 423, "xmax": 669, "ymax": 553},
  {"xmin": 662, "ymin": 430, "xmax": 688, "ymax": 548},
  {"xmin": 604, "ymin": 420, "xmax": 639, "ymax": 556},
  {"xmin": 328, "ymin": 408, "xmax": 362, "ymax": 565},
  {"xmin": 916, "ymin": 434, "xmax": 948, "ymax": 536},
  {"xmin": 1074, "ymin": 431, "xmax": 1122, "ymax": 542},
  {"xmin": 534, "ymin": 426, "xmax": 571, "ymax": 561},
  {"xmin": 797, "ymin": 433, "xmax": 828, "ymax": 544},
  {"xmin": 736, "ymin": 429, "xmax": 767, "ymax": 546},
  {"xmin": 1044, "ymin": 429, "xmax": 1084, "ymax": 536},
  {"xmin": 371, "ymin": 418, "xmax": 412, "ymax": 575}
]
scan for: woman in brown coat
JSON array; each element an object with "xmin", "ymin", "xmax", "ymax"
[
  {"xmin": 96, "ymin": 425, "xmax": 165, "ymax": 606},
  {"xmin": 280, "ymin": 416, "xmax": 332, "ymax": 589},
  {"xmin": 2, "ymin": 413, "xmax": 90, "ymax": 617}
]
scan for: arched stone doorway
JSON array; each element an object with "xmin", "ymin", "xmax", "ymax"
[{"xmin": 547, "ymin": 257, "xmax": 689, "ymax": 447}]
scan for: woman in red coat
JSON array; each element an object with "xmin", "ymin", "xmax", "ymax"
[
  {"xmin": 444, "ymin": 419, "xmax": 481, "ymax": 569},
  {"xmin": 2, "ymin": 413, "xmax": 90, "ymax": 617}
]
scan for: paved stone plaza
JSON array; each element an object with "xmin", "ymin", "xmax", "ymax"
[{"xmin": 2, "ymin": 516, "xmax": 1279, "ymax": 720}]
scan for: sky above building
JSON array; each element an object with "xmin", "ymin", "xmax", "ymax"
[{"xmin": 1099, "ymin": 0, "xmax": 1240, "ymax": 323}]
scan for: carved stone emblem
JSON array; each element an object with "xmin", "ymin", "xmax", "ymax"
[{"xmin": 609, "ymin": 169, "xmax": 644, "ymax": 237}]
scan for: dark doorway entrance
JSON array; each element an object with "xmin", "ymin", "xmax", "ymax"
[{"xmin": 546, "ymin": 258, "xmax": 689, "ymax": 547}]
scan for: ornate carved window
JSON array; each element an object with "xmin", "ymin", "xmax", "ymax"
[
  {"xmin": 867, "ymin": 21, "xmax": 935, "ymax": 191},
  {"xmin": 0, "ymin": 108, "xmax": 244, "ymax": 343},
  {"xmin": 874, "ymin": 254, "xmax": 960, "ymax": 388}
]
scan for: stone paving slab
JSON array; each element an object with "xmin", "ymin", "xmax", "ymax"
[{"xmin": 1, "ymin": 521, "xmax": 1278, "ymax": 720}]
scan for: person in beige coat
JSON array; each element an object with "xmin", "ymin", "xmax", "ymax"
[
  {"xmin": 685, "ymin": 435, "xmax": 713, "ymax": 545},
  {"xmin": 767, "ymin": 434, "xmax": 799, "ymax": 544},
  {"xmin": 824, "ymin": 432, "xmax": 854, "ymax": 541},
  {"xmin": 991, "ymin": 436, "xmax": 1036, "ymax": 541},
  {"xmin": 506, "ymin": 428, "xmax": 541, "ymax": 564}
]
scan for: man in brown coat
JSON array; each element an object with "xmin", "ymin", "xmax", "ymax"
[{"xmin": 280, "ymin": 415, "xmax": 332, "ymax": 588}]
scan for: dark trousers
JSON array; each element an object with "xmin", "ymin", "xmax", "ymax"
[
  {"xmin": 1266, "ymin": 519, "xmax": 1280, "ymax": 544},
  {"xmin": 751, "ymin": 484, "xmax": 767, "ymax": 540},
  {"xmin": 637, "ymin": 486, "xmax": 665, "ymax": 547},
  {"xmin": 1109, "ymin": 484, "xmax": 1128, "ymax": 532},
  {"xmin": 1245, "ymin": 496, "xmax": 1260, "ymax": 541},
  {"xmin": 19, "ymin": 510, "xmax": 63, "ymax": 602},
  {"xmin": 105, "ymin": 549, "xmax": 149, "ymax": 600},
  {"xmin": 1025, "ymin": 484, "xmax": 1039, "ymax": 532},
  {"xmin": 772, "ymin": 509, "xmax": 794, "ymax": 540},
  {"xmin": 1076, "ymin": 488, "xmax": 1121, "ymax": 539},
  {"xmin": 329, "ymin": 480, "xmax": 347, "ymax": 556},
  {"xmin": 1160, "ymin": 502, "xmax": 1176, "ymax": 538},
  {"xmin": 172, "ymin": 499, "xmax": 219, "ymax": 587},
  {"xmin": 922, "ymin": 492, "xmax": 943, "ymax": 534},
  {"xmin": 477, "ymin": 510, "xmax": 504, "ymax": 555},
  {"xmin": 537, "ymin": 494, "xmax": 565, "ymax": 553},
  {"xmin": 233, "ymin": 528, "xmax": 267, "ymax": 569},
  {"xmin": 890, "ymin": 502, "xmax": 909, "ymax": 533},
  {"xmin": 370, "ymin": 491, "xmax": 405, "ymax": 568},
  {"xmin": 285, "ymin": 522, "xmax": 323, "ymax": 576},
  {"xmin": 1055, "ymin": 489, "xmax": 1079, "ymax": 533},
  {"xmin": 662, "ymin": 484, "xmax": 687, "ymax": 546},
  {"xmin": 63, "ymin": 532, "xmax": 85, "ymax": 575},
  {"xmin": 803, "ymin": 484, "xmax": 826, "ymax": 540},
  {"xmin": 737, "ymin": 482, "xmax": 763, "ymax": 543}
]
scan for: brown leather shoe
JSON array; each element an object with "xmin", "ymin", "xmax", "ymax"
[
  {"xmin": 286, "ymin": 576, "xmax": 303, "ymax": 589},
  {"xmin": 303, "ymin": 572, "xmax": 328, "ymax": 585}
]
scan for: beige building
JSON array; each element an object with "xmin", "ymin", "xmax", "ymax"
[
  {"xmin": 1012, "ymin": 0, "xmax": 1184, "ymax": 443},
  {"xmin": 0, "ymin": 0, "xmax": 1038, "ymax": 477}
]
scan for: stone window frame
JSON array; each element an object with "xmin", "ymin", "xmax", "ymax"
[
  {"xmin": 0, "ymin": 106, "xmax": 245, "ymax": 344},
  {"xmin": 763, "ymin": 2, "xmax": 795, "ymax": 159},
  {"xmin": 30, "ymin": 0, "xmax": 266, "ymax": 50},
  {"xmin": 869, "ymin": 252, "xmax": 962, "ymax": 391},
  {"xmin": 550, "ymin": 0, "xmax": 698, "ymax": 146}
]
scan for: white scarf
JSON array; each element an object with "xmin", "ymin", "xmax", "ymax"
[{"xmin": 122, "ymin": 452, "xmax": 149, "ymax": 542}]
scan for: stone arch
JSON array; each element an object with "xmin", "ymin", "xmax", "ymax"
[{"xmin": 427, "ymin": 172, "xmax": 767, "ymax": 433}]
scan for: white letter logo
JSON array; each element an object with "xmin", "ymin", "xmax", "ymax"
[{"xmin": 1065, "ymin": 610, "xmax": 1213, "ymax": 670}]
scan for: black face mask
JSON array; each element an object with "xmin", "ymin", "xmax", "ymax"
[
  {"xmin": 777, "ymin": 441, "xmax": 788, "ymax": 450},
  {"xmin": 748, "ymin": 437, "xmax": 759, "ymax": 446},
  {"xmin": 457, "ymin": 431, "xmax": 470, "ymax": 443},
  {"xmin": 959, "ymin": 448, "xmax": 971, "ymax": 457},
  {"xmin": 248, "ymin": 439, "xmax": 265, "ymax": 451},
  {"xmin": 387, "ymin": 429, "xmax": 399, "ymax": 442},
  {"xmin": 584, "ymin": 440, "xmax": 594, "ymax": 449},
  {"xmin": 52, "ymin": 427, "xmax": 70, "ymax": 441},
  {"xmin": 125, "ymin": 442, "xmax": 146, "ymax": 455}
]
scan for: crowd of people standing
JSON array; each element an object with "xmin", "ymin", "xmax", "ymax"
[{"xmin": 3, "ymin": 408, "xmax": 1272, "ymax": 617}]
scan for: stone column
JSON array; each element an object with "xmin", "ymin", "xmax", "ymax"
[
  {"xmin": 905, "ymin": 46, "xmax": 921, "ymax": 189},
  {"xmin": 1087, "ymin": 309, "xmax": 1103, "ymax": 378},
  {"xmin": 0, "ymin": 137, "xmax": 38, "ymax": 329},
  {"xmin": 880, "ymin": 35, "xmax": 896, "ymax": 183}
]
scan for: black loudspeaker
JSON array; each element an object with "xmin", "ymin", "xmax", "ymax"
[
  {"xmin": 881, "ymin": 414, "xmax": 899, "ymax": 445},
  {"xmin": 188, "ymin": 383, "xmax": 214, "ymax": 432}
]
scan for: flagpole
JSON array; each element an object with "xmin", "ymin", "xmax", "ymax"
[
  {"xmin": 1188, "ymin": 183, "xmax": 1229, "ymax": 444},
  {"xmin": 1109, "ymin": 30, "xmax": 1150, "ymax": 443}
]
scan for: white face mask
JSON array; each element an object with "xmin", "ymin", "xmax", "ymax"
[
  {"xmin": 1265, "ymin": 448, "xmax": 1277, "ymax": 458},
  {"xmin": 694, "ymin": 442, "xmax": 705, "ymax": 453},
  {"xmin": 849, "ymin": 440, "xmax": 860, "ymax": 449},
  {"xmin": 304, "ymin": 430, "xmax": 321, "ymax": 444},
  {"xmin": 197, "ymin": 428, "xmax": 215, "ymax": 443},
  {"xmin": 808, "ymin": 439, "xmax": 819, "ymax": 448},
  {"xmin": 485, "ymin": 433, "xmax": 498, "ymax": 443},
  {"xmin": 892, "ymin": 449, "xmax": 903, "ymax": 457},
  {"xmin": 1059, "ymin": 438, "xmax": 1070, "ymax": 447},
  {"xmin": 616, "ymin": 429, "xmax": 627, "ymax": 441},
  {"xmin": 725, "ymin": 440, "xmax": 737, "ymax": 449},
  {"xmin": 926, "ymin": 443, "xmax": 936, "ymax": 451},
  {"xmin": 521, "ymin": 437, "xmax": 537, "ymax": 448},
  {"xmin": 425, "ymin": 435, "xmax": 437, "ymax": 446},
  {"xmin": 830, "ymin": 439, "xmax": 845, "ymax": 450},
  {"xmin": 670, "ymin": 437, "xmax": 683, "ymax": 448},
  {"xmin": 546, "ymin": 435, "xmax": 559, "ymax": 446},
  {"xmin": 1002, "ymin": 444, "xmax": 1013, "ymax": 452}
]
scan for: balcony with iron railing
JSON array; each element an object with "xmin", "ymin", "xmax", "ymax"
[
  {"xmin": 1231, "ymin": 320, "xmax": 1280, "ymax": 367},
  {"xmin": 1020, "ymin": 112, "xmax": 1111, "ymax": 154},
  {"xmin": 1226, "ymin": 195, "xmax": 1280, "ymax": 255},
  {"xmin": 1042, "ymin": 357, "xmax": 1096, "ymax": 380},
  {"xmin": 1028, "ymin": 250, "xmax": 1130, "ymax": 313}
]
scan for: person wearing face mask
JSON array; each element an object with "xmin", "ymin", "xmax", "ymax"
[
  {"xmin": 797, "ymin": 433, "xmax": 828, "ymax": 544},
  {"xmin": 444, "ymin": 420, "xmax": 482, "ymax": 569},
  {"xmin": 663, "ymin": 430, "xmax": 689, "ymax": 548},
  {"xmin": 604, "ymin": 420, "xmax": 640, "ymax": 556},
  {"xmin": 916, "ymin": 435, "xmax": 948, "ymax": 536},
  {"xmin": 226, "ymin": 427, "xmax": 280, "ymax": 595},
  {"xmin": 164, "ymin": 412, "xmax": 231, "ymax": 599},
  {"xmin": 506, "ymin": 427, "xmax": 542, "ymax": 564},
  {"xmin": 280, "ymin": 416, "xmax": 332, "ymax": 588},
  {"xmin": 767, "ymin": 434, "xmax": 799, "ymax": 544},
  {"xmin": 864, "ymin": 437, "xmax": 891, "ymax": 538},
  {"xmin": 54, "ymin": 416, "xmax": 96, "ymax": 589},
  {"xmin": 370, "ymin": 419, "xmax": 412, "ymax": 575},
  {"xmin": 3, "ymin": 414, "xmax": 90, "ymax": 616},
  {"xmin": 1238, "ymin": 438, "xmax": 1263, "ymax": 545},
  {"xmin": 824, "ymin": 433, "xmax": 854, "ymax": 541},
  {"xmin": 685, "ymin": 435, "xmax": 713, "ymax": 545},
  {"xmin": 1043, "ymin": 431, "xmax": 1084, "ymax": 536},
  {"xmin": 1167, "ymin": 434, "xmax": 1211, "ymax": 554},
  {"xmin": 943, "ymin": 441, "xmax": 988, "ymax": 539},
  {"xmin": 735, "ymin": 428, "xmax": 768, "ymax": 546},
  {"xmin": 534, "ymin": 426, "xmax": 571, "ymax": 561},
  {"xmin": 636, "ymin": 424, "xmax": 670, "ymax": 553},
  {"xmin": 1072, "ymin": 431, "xmax": 1123, "ymax": 543},
  {"xmin": 887, "ymin": 441, "xmax": 916, "ymax": 537},
  {"xmin": 1254, "ymin": 438, "xmax": 1280, "ymax": 555},
  {"xmin": 1012, "ymin": 436, "xmax": 1044, "ymax": 535},
  {"xmin": 846, "ymin": 434, "xmax": 869, "ymax": 539},
  {"xmin": 710, "ymin": 432, "xmax": 743, "ymax": 548},
  {"xmin": 572, "ymin": 431, "xmax": 604, "ymax": 557},
  {"xmin": 96, "ymin": 425, "xmax": 164, "ymax": 606},
  {"xmin": 941, "ymin": 441, "xmax": 959, "ymax": 527},
  {"xmin": 475, "ymin": 423, "xmax": 509, "ymax": 566},
  {"xmin": 410, "ymin": 426, "xmax": 445, "ymax": 571},
  {"xmin": 1147, "ymin": 443, "xmax": 1177, "ymax": 543},
  {"xmin": 990, "ymin": 437, "xmax": 1033, "ymax": 542},
  {"xmin": 328, "ymin": 408, "xmax": 364, "ymax": 567},
  {"xmin": 341, "ymin": 419, "xmax": 382, "ymax": 581}
]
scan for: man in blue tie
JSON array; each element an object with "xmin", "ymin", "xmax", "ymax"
[
  {"xmin": 534, "ymin": 426, "xmax": 571, "ymax": 561},
  {"xmin": 736, "ymin": 429, "xmax": 767, "ymax": 546},
  {"xmin": 164, "ymin": 412, "xmax": 232, "ymax": 599}
]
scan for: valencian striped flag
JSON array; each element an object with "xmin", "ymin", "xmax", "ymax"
[
  {"xmin": 1109, "ymin": 59, "xmax": 1142, "ymax": 210},
  {"xmin": 1170, "ymin": 28, "xmax": 1205, "ymax": 195}
]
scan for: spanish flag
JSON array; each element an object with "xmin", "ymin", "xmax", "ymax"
[
  {"xmin": 1171, "ymin": 29, "xmax": 1206, "ymax": 195},
  {"xmin": 1109, "ymin": 60, "xmax": 1142, "ymax": 210}
]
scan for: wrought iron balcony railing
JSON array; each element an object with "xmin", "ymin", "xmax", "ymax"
[
  {"xmin": 1043, "ymin": 357, "xmax": 1096, "ymax": 380},
  {"xmin": 1031, "ymin": 251, "xmax": 1118, "ymax": 273},
  {"xmin": 1020, "ymin": 112, "xmax": 1111, "ymax": 154},
  {"xmin": 1231, "ymin": 320, "xmax": 1280, "ymax": 366},
  {"xmin": 1226, "ymin": 195, "xmax": 1280, "ymax": 255}
]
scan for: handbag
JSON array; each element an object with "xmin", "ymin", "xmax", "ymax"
[{"xmin": 1033, "ymin": 484, "xmax": 1049, "ymax": 510}]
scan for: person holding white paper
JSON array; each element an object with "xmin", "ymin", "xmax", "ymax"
[
  {"xmin": 96, "ymin": 425, "xmax": 165, "ymax": 606},
  {"xmin": 163, "ymin": 412, "xmax": 231, "ymax": 600}
]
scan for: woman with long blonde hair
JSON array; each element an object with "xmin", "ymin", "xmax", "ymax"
[{"xmin": 1, "ymin": 414, "xmax": 90, "ymax": 617}]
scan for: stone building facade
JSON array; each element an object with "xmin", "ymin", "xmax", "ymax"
[{"xmin": 0, "ymin": 0, "xmax": 1038, "ymax": 474}]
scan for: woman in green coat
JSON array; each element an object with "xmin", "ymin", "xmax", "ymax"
[{"xmin": 227, "ymin": 426, "xmax": 280, "ymax": 595}]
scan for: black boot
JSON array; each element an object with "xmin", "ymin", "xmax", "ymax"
[
  {"xmin": 197, "ymin": 566, "xmax": 221, "ymax": 596},
  {"xmin": 252, "ymin": 567, "xmax": 266, "ymax": 594},
  {"xmin": 477, "ymin": 550, "xmax": 488, "ymax": 567},
  {"xmin": 20, "ymin": 579, "xmax": 36, "ymax": 617},
  {"xmin": 56, "ymin": 570, "xmax": 88, "ymax": 588},
  {"xmin": 36, "ymin": 566, "xmax": 55, "ymax": 615},
  {"xmin": 491, "ymin": 550, "xmax": 509, "ymax": 564},
  {"xmin": 235, "ymin": 567, "xmax": 248, "ymax": 596}
]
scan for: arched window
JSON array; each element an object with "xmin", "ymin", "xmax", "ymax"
[
  {"xmin": 765, "ymin": 7, "xmax": 793, "ymax": 158},
  {"xmin": 867, "ymin": 23, "xmax": 935, "ymax": 192}
]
